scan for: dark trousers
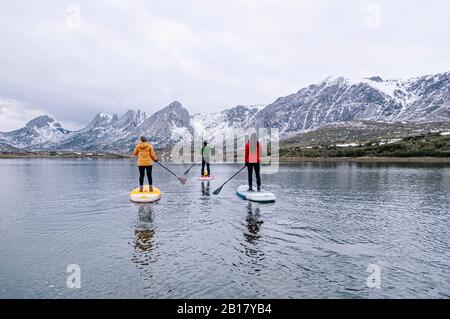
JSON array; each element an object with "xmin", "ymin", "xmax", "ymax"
[
  {"xmin": 201, "ymin": 159, "xmax": 210, "ymax": 176},
  {"xmin": 139, "ymin": 166, "xmax": 153, "ymax": 186},
  {"xmin": 247, "ymin": 163, "xmax": 261, "ymax": 188}
]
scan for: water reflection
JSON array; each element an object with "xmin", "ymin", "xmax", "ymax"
[
  {"xmin": 3, "ymin": 160, "xmax": 450, "ymax": 298},
  {"xmin": 244, "ymin": 202, "xmax": 263, "ymax": 242},
  {"xmin": 137, "ymin": 204, "xmax": 154, "ymax": 223},
  {"xmin": 241, "ymin": 202, "xmax": 265, "ymax": 275},
  {"xmin": 201, "ymin": 181, "xmax": 210, "ymax": 197},
  {"xmin": 132, "ymin": 205, "xmax": 156, "ymax": 267}
]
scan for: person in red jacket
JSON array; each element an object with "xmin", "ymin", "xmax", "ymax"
[{"xmin": 245, "ymin": 133, "xmax": 261, "ymax": 191}]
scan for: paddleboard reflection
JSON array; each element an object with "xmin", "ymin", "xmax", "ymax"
[
  {"xmin": 201, "ymin": 181, "xmax": 210, "ymax": 197},
  {"xmin": 132, "ymin": 205, "xmax": 156, "ymax": 268},
  {"xmin": 244, "ymin": 202, "xmax": 264, "ymax": 242}
]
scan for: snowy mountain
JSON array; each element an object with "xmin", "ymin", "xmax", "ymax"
[
  {"xmin": 1, "ymin": 71, "xmax": 449, "ymax": 153},
  {"xmin": 0, "ymin": 139, "xmax": 21, "ymax": 152},
  {"xmin": 115, "ymin": 109, "xmax": 148, "ymax": 129},
  {"xmin": 55, "ymin": 111, "xmax": 142, "ymax": 152},
  {"xmin": 137, "ymin": 101, "xmax": 192, "ymax": 149},
  {"xmin": 192, "ymin": 72, "xmax": 449, "ymax": 141},
  {"xmin": 54, "ymin": 101, "xmax": 191, "ymax": 152},
  {"xmin": 1, "ymin": 115, "xmax": 71, "ymax": 149},
  {"xmin": 255, "ymin": 71, "xmax": 450, "ymax": 137},
  {"xmin": 191, "ymin": 104, "xmax": 264, "ymax": 144}
]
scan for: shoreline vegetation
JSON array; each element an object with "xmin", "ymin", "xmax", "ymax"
[
  {"xmin": 280, "ymin": 132, "xmax": 450, "ymax": 161},
  {"xmin": 2, "ymin": 133, "xmax": 449, "ymax": 163},
  {"xmin": 0, "ymin": 152, "xmax": 130, "ymax": 159},
  {"xmin": 280, "ymin": 156, "xmax": 450, "ymax": 163},
  {"xmin": 1, "ymin": 153, "xmax": 450, "ymax": 164}
]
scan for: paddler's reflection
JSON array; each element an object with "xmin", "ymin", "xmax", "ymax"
[
  {"xmin": 133, "ymin": 205, "xmax": 156, "ymax": 259},
  {"xmin": 244, "ymin": 202, "xmax": 263, "ymax": 242},
  {"xmin": 137, "ymin": 204, "xmax": 154, "ymax": 223},
  {"xmin": 201, "ymin": 181, "xmax": 210, "ymax": 196}
]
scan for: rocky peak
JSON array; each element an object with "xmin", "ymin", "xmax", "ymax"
[
  {"xmin": 25, "ymin": 115, "xmax": 56, "ymax": 128},
  {"xmin": 367, "ymin": 76, "xmax": 383, "ymax": 83}
]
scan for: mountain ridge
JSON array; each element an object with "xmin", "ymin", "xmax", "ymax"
[{"xmin": 1, "ymin": 71, "xmax": 449, "ymax": 153}]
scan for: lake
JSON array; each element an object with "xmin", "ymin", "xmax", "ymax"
[{"xmin": 0, "ymin": 159, "xmax": 449, "ymax": 298}]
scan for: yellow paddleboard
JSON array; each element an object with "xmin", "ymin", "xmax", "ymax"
[{"xmin": 129, "ymin": 186, "xmax": 161, "ymax": 203}]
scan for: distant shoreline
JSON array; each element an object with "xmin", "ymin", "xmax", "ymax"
[
  {"xmin": 1, "ymin": 153, "xmax": 450, "ymax": 164},
  {"xmin": 0, "ymin": 153, "xmax": 131, "ymax": 159},
  {"xmin": 279, "ymin": 156, "xmax": 450, "ymax": 163}
]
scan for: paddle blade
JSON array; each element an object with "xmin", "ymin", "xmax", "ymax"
[
  {"xmin": 212, "ymin": 186, "xmax": 223, "ymax": 195},
  {"xmin": 177, "ymin": 176, "xmax": 187, "ymax": 184}
]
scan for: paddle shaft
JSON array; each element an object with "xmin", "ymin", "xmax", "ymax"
[
  {"xmin": 213, "ymin": 166, "xmax": 246, "ymax": 194},
  {"xmin": 156, "ymin": 162, "xmax": 179, "ymax": 178},
  {"xmin": 184, "ymin": 163, "xmax": 195, "ymax": 175}
]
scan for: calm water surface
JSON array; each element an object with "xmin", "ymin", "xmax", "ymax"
[{"xmin": 0, "ymin": 159, "xmax": 449, "ymax": 298}]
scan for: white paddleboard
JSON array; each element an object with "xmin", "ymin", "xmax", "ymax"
[
  {"xmin": 236, "ymin": 185, "xmax": 275, "ymax": 203},
  {"xmin": 197, "ymin": 175, "xmax": 214, "ymax": 181},
  {"xmin": 129, "ymin": 186, "xmax": 161, "ymax": 203}
]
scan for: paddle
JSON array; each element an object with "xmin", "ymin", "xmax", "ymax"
[
  {"xmin": 213, "ymin": 166, "xmax": 246, "ymax": 195},
  {"xmin": 183, "ymin": 163, "xmax": 196, "ymax": 175},
  {"xmin": 156, "ymin": 162, "xmax": 187, "ymax": 184}
]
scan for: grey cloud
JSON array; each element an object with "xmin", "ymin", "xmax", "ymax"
[{"xmin": 0, "ymin": 0, "xmax": 449, "ymax": 129}]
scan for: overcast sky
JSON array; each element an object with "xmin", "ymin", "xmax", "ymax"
[{"xmin": 0, "ymin": 0, "xmax": 449, "ymax": 131}]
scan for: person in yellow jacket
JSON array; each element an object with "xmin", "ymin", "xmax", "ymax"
[{"xmin": 133, "ymin": 136, "xmax": 158, "ymax": 192}]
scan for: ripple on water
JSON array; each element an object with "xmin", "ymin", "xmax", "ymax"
[{"xmin": 0, "ymin": 161, "xmax": 449, "ymax": 298}]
